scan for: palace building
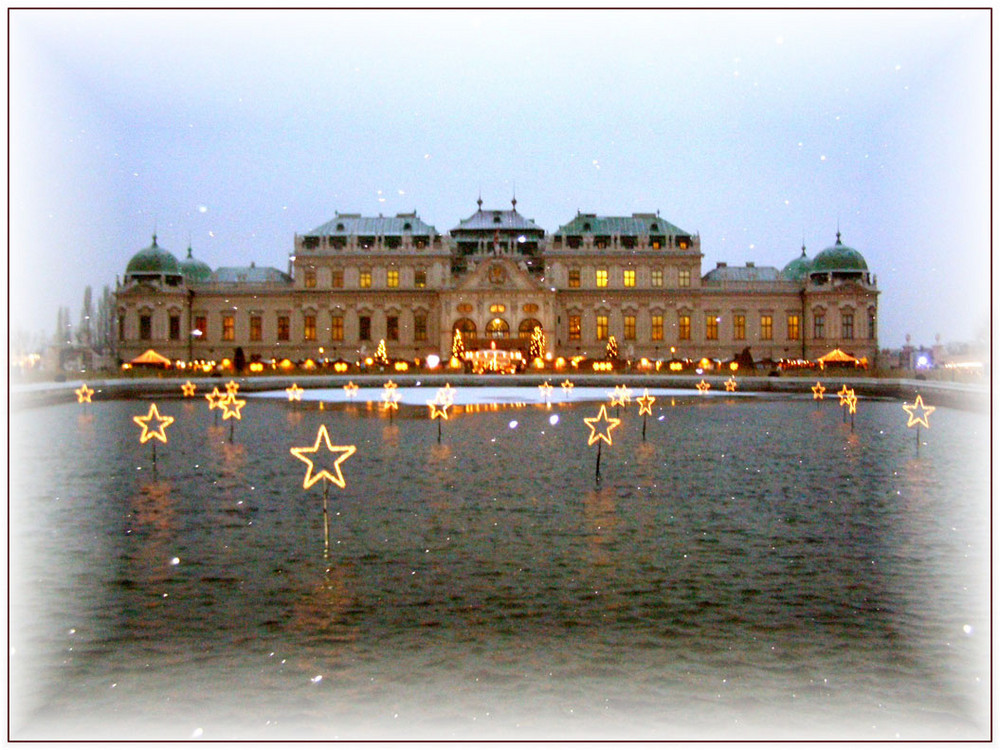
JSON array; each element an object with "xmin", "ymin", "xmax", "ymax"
[{"xmin": 115, "ymin": 198, "xmax": 880, "ymax": 369}]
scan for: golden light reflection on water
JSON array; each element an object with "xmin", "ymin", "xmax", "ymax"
[
  {"xmin": 583, "ymin": 486, "xmax": 619, "ymax": 568},
  {"xmin": 290, "ymin": 562, "xmax": 358, "ymax": 644}
]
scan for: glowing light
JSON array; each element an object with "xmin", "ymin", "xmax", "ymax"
[
  {"xmin": 508, "ymin": 420, "xmax": 518, "ymax": 429},
  {"xmin": 205, "ymin": 386, "xmax": 225, "ymax": 410},
  {"xmin": 846, "ymin": 389, "xmax": 858, "ymax": 415},
  {"xmin": 729, "ymin": 362, "xmax": 739, "ymax": 371},
  {"xmin": 181, "ymin": 381, "xmax": 197, "ymax": 397},
  {"xmin": 902, "ymin": 394, "xmax": 936, "ymax": 428},
  {"xmin": 426, "ymin": 354, "xmax": 441, "ymax": 369},
  {"xmin": 289, "ymin": 425, "xmax": 357, "ymax": 489},
  {"xmin": 382, "ymin": 387, "xmax": 401, "ymax": 411},
  {"xmin": 249, "ymin": 362, "xmax": 264, "ymax": 373},
  {"xmin": 549, "ymin": 414, "xmax": 560, "ymax": 426},
  {"xmin": 394, "ymin": 361, "xmax": 410, "ymax": 371},
  {"xmin": 637, "ymin": 389, "xmax": 656, "ymax": 416},
  {"xmin": 561, "ymin": 379, "xmax": 574, "ymax": 393},
  {"xmin": 343, "ymin": 381, "xmax": 359, "ymax": 398},
  {"xmin": 696, "ymin": 380, "xmax": 710, "ymax": 393},
  {"xmin": 286, "ymin": 383, "xmax": 304, "ymax": 401},
  {"xmin": 75, "ymin": 384, "xmax": 94, "ymax": 403},
  {"xmin": 584, "ymin": 404, "xmax": 621, "ymax": 446},
  {"xmin": 669, "ymin": 362, "xmax": 683, "ymax": 372},
  {"xmin": 333, "ymin": 362, "xmax": 348, "ymax": 373},
  {"xmin": 724, "ymin": 377, "xmax": 737, "ymax": 392},
  {"xmin": 133, "ymin": 403, "xmax": 174, "ymax": 444},
  {"xmin": 225, "ymin": 380, "xmax": 240, "ymax": 396},
  {"xmin": 219, "ymin": 392, "xmax": 246, "ymax": 420},
  {"xmin": 437, "ymin": 383, "xmax": 457, "ymax": 406},
  {"xmin": 427, "ymin": 397, "xmax": 450, "ymax": 421},
  {"xmin": 837, "ymin": 384, "xmax": 852, "ymax": 406},
  {"xmin": 538, "ymin": 381, "xmax": 554, "ymax": 400},
  {"xmin": 812, "ymin": 382, "xmax": 827, "ymax": 400}
]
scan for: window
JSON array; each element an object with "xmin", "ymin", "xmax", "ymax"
[
  {"xmin": 359, "ymin": 315, "xmax": 371, "ymax": 341},
  {"xmin": 486, "ymin": 317, "xmax": 509, "ymax": 339},
  {"xmin": 331, "ymin": 269, "xmax": 344, "ymax": 288},
  {"xmin": 706, "ymin": 315, "xmax": 718, "ymax": 340},
  {"xmin": 119, "ymin": 315, "xmax": 125, "ymax": 341},
  {"xmin": 304, "ymin": 269, "xmax": 316, "ymax": 288},
  {"xmin": 760, "ymin": 315, "xmax": 773, "ymax": 340},
  {"xmin": 139, "ymin": 314, "xmax": 152, "ymax": 341},
  {"xmin": 457, "ymin": 303, "xmax": 474, "ymax": 314},
  {"xmin": 194, "ymin": 315, "xmax": 207, "ymax": 337},
  {"xmin": 813, "ymin": 313, "xmax": 825, "ymax": 339},
  {"xmin": 414, "ymin": 269, "xmax": 426, "ymax": 288},
  {"xmin": 568, "ymin": 268, "xmax": 580, "ymax": 288},
  {"xmin": 222, "ymin": 315, "xmax": 235, "ymax": 342},
  {"xmin": 596, "ymin": 268, "xmax": 608, "ymax": 288},
  {"xmin": 489, "ymin": 303, "xmax": 506, "ymax": 314},
  {"xmin": 304, "ymin": 314, "xmax": 316, "ymax": 341},
  {"xmin": 624, "ymin": 315, "xmax": 636, "ymax": 340},
  {"xmin": 523, "ymin": 303, "xmax": 539, "ymax": 314},
  {"xmin": 623, "ymin": 269, "xmax": 636, "ymax": 288},
  {"xmin": 414, "ymin": 313, "xmax": 427, "ymax": 342},
  {"xmin": 678, "ymin": 269, "xmax": 691, "ymax": 288},
  {"xmin": 169, "ymin": 315, "xmax": 180, "ymax": 341},
  {"xmin": 651, "ymin": 314, "xmax": 664, "ymax": 341},
  {"xmin": 787, "ymin": 314, "xmax": 800, "ymax": 341},
  {"xmin": 277, "ymin": 315, "xmax": 290, "ymax": 341},
  {"xmin": 841, "ymin": 312, "xmax": 854, "ymax": 340},
  {"xmin": 568, "ymin": 315, "xmax": 581, "ymax": 341},
  {"xmin": 250, "ymin": 315, "xmax": 262, "ymax": 342},
  {"xmin": 868, "ymin": 310, "xmax": 876, "ymax": 340},
  {"xmin": 596, "ymin": 314, "xmax": 609, "ymax": 341},
  {"xmin": 651, "ymin": 269, "xmax": 663, "ymax": 288},
  {"xmin": 387, "ymin": 316, "xmax": 399, "ymax": 341},
  {"xmin": 387, "ymin": 269, "xmax": 399, "ymax": 288},
  {"xmin": 733, "ymin": 314, "xmax": 746, "ymax": 340},
  {"xmin": 678, "ymin": 315, "xmax": 691, "ymax": 340},
  {"xmin": 359, "ymin": 270, "xmax": 372, "ymax": 289},
  {"xmin": 330, "ymin": 315, "xmax": 344, "ymax": 342},
  {"xmin": 519, "ymin": 318, "xmax": 542, "ymax": 339}
]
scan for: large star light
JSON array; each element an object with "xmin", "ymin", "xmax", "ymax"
[
  {"xmin": 637, "ymin": 389, "xmax": 656, "ymax": 416},
  {"xmin": 846, "ymin": 389, "xmax": 858, "ymax": 414},
  {"xmin": 584, "ymin": 404, "xmax": 621, "ymax": 446},
  {"xmin": 427, "ymin": 396, "xmax": 450, "ymax": 420},
  {"xmin": 812, "ymin": 382, "xmax": 826, "ymax": 400},
  {"xmin": 219, "ymin": 392, "xmax": 246, "ymax": 420},
  {"xmin": 902, "ymin": 394, "xmax": 936, "ymax": 428},
  {"xmin": 181, "ymin": 381, "xmax": 197, "ymax": 397},
  {"xmin": 75, "ymin": 384, "xmax": 94, "ymax": 403},
  {"xmin": 290, "ymin": 425, "xmax": 357, "ymax": 489},
  {"xmin": 837, "ymin": 384, "xmax": 852, "ymax": 406},
  {"xmin": 133, "ymin": 403, "xmax": 175, "ymax": 444},
  {"xmin": 205, "ymin": 386, "xmax": 225, "ymax": 410},
  {"xmin": 382, "ymin": 388, "xmax": 402, "ymax": 411}
]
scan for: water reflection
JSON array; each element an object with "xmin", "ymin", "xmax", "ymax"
[
  {"xmin": 583, "ymin": 486, "xmax": 619, "ymax": 568},
  {"xmin": 289, "ymin": 561, "xmax": 358, "ymax": 644}
]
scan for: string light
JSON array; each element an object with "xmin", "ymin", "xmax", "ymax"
[
  {"xmin": 133, "ymin": 403, "xmax": 174, "ymax": 444},
  {"xmin": 290, "ymin": 425, "xmax": 357, "ymax": 489}
]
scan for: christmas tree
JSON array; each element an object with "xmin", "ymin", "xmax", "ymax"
[
  {"xmin": 605, "ymin": 335, "xmax": 618, "ymax": 360},
  {"xmin": 374, "ymin": 339, "xmax": 389, "ymax": 366},
  {"xmin": 529, "ymin": 326, "xmax": 546, "ymax": 360},
  {"xmin": 452, "ymin": 328, "xmax": 466, "ymax": 359}
]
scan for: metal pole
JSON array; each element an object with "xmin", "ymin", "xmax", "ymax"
[
  {"xmin": 595, "ymin": 440, "xmax": 602, "ymax": 482},
  {"xmin": 323, "ymin": 481, "xmax": 330, "ymax": 557},
  {"xmin": 642, "ymin": 414, "xmax": 647, "ymax": 441}
]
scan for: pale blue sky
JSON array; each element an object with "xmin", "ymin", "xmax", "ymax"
[{"xmin": 9, "ymin": 8, "xmax": 991, "ymax": 349}]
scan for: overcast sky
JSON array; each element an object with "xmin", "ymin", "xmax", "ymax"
[{"xmin": 9, "ymin": 8, "xmax": 991, "ymax": 350}]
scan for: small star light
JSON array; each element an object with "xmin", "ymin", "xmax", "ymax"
[
  {"xmin": 609, "ymin": 384, "xmax": 631, "ymax": 407},
  {"xmin": 382, "ymin": 387, "xmax": 401, "ymax": 411},
  {"xmin": 75, "ymin": 384, "xmax": 94, "ymax": 403},
  {"xmin": 837, "ymin": 384, "xmax": 852, "ymax": 406},
  {"xmin": 290, "ymin": 425, "xmax": 357, "ymax": 489},
  {"xmin": 724, "ymin": 377, "xmax": 737, "ymax": 392},
  {"xmin": 427, "ymin": 395, "xmax": 450, "ymax": 420},
  {"xmin": 205, "ymin": 386, "xmax": 225, "ymax": 410},
  {"xmin": 812, "ymin": 382, "xmax": 827, "ymax": 400},
  {"xmin": 538, "ymin": 381, "xmax": 554, "ymax": 400},
  {"xmin": 219, "ymin": 392, "xmax": 246, "ymax": 420},
  {"xmin": 696, "ymin": 380, "xmax": 711, "ymax": 393},
  {"xmin": 902, "ymin": 394, "xmax": 936, "ymax": 428},
  {"xmin": 383, "ymin": 379, "xmax": 398, "ymax": 391},
  {"xmin": 846, "ymin": 389, "xmax": 858, "ymax": 415},
  {"xmin": 561, "ymin": 379, "xmax": 574, "ymax": 394},
  {"xmin": 437, "ymin": 383, "xmax": 457, "ymax": 406},
  {"xmin": 133, "ymin": 403, "xmax": 174, "ymax": 444},
  {"xmin": 225, "ymin": 380, "xmax": 240, "ymax": 396},
  {"xmin": 286, "ymin": 383, "xmax": 304, "ymax": 401},
  {"xmin": 343, "ymin": 381, "xmax": 359, "ymax": 398},
  {"xmin": 584, "ymin": 404, "xmax": 621, "ymax": 446},
  {"xmin": 637, "ymin": 390, "xmax": 656, "ymax": 416},
  {"xmin": 181, "ymin": 381, "xmax": 197, "ymax": 397}
]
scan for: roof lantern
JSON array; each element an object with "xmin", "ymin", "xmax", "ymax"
[
  {"xmin": 124, "ymin": 234, "xmax": 183, "ymax": 279},
  {"xmin": 810, "ymin": 231, "xmax": 869, "ymax": 274},
  {"xmin": 180, "ymin": 244, "xmax": 213, "ymax": 283}
]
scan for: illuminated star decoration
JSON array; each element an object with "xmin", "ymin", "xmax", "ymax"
[
  {"xmin": 437, "ymin": 383, "xmax": 457, "ymax": 406},
  {"xmin": 812, "ymin": 382, "xmax": 827, "ymax": 400},
  {"xmin": 696, "ymin": 380, "xmax": 711, "ymax": 393},
  {"xmin": 609, "ymin": 384, "xmax": 632, "ymax": 407},
  {"xmin": 427, "ymin": 395, "xmax": 450, "ymax": 420},
  {"xmin": 383, "ymin": 379, "xmax": 398, "ymax": 391},
  {"xmin": 561, "ymin": 379, "xmax": 574, "ymax": 394},
  {"xmin": 343, "ymin": 381, "xmax": 359, "ymax": 398},
  {"xmin": 902, "ymin": 394, "xmax": 936, "ymax": 428},
  {"xmin": 724, "ymin": 377, "xmax": 737, "ymax": 392},
  {"xmin": 225, "ymin": 380, "xmax": 240, "ymax": 396},
  {"xmin": 637, "ymin": 389, "xmax": 656, "ymax": 416},
  {"xmin": 75, "ymin": 384, "xmax": 94, "ymax": 403},
  {"xmin": 584, "ymin": 404, "xmax": 622, "ymax": 446},
  {"xmin": 205, "ymin": 386, "xmax": 225, "ymax": 410},
  {"xmin": 837, "ymin": 384, "xmax": 852, "ymax": 406},
  {"xmin": 286, "ymin": 383, "xmax": 304, "ymax": 401},
  {"xmin": 133, "ymin": 403, "xmax": 175, "ymax": 444},
  {"xmin": 538, "ymin": 380, "xmax": 554, "ymax": 401},
  {"xmin": 289, "ymin": 425, "xmax": 357, "ymax": 489},
  {"xmin": 382, "ymin": 387, "xmax": 402, "ymax": 411},
  {"xmin": 181, "ymin": 381, "xmax": 197, "ymax": 397},
  {"xmin": 219, "ymin": 391, "xmax": 246, "ymax": 420},
  {"xmin": 846, "ymin": 389, "xmax": 858, "ymax": 415}
]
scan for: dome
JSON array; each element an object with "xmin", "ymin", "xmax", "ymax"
[
  {"xmin": 180, "ymin": 245, "xmax": 213, "ymax": 282},
  {"xmin": 781, "ymin": 246, "xmax": 812, "ymax": 281},
  {"xmin": 810, "ymin": 233, "xmax": 869, "ymax": 273},
  {"xmin": 125, "ymin": 235, "xmax": 182, "ymax": 277}
]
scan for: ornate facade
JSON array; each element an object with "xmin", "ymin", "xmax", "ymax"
[{"xmin": 115, "ymin": 199, "xmax": 880, "ymax": 368}]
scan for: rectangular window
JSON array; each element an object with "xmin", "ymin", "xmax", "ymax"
[
  {"xmin": 387, "ymin": 269, "xmax": 399, "ymax": 288},
  {"xmin": 679, "ymin": 269, "xmax": 691, "ymax": 288},
  {"xmin": 596, "ymin": 314, "xmax": 609, "ymax": 341},
  {"xmin": 359, "ymin": 315, "xmax": 371, "ymax": 341},
  {"xmin": 304, "ymin": 269, "xmax": 316, "ymax": 288},
  {"xmin": 568, "ymin": 268, "xmax": 580, "ymax": 288},
  {"xmin": 733, "ymin": 314, "xmax": 746, "ymax": 340},
  {"xmin": 651, "ymin": 314, "xmax": 664, "ymax": 341},
  {"xmin": 139, "ymin": 315, "xmax": 152, "ymax": 341},
  {"xmin": 194, "ymin": 315, "xmax": 207, "ymax": 338},
  {"xmin": 568, "ymin": 315, "xmax": 581, "ymax": 341},
  {"xmin": 169, "ymin": 315, "xmax": 180, "ymax": 341},
  {"xmin": 814, "ymin": 314, "xmax": 825, "ymax": 339},
  {"xmin": 118, "ymin": 315, "xmax": 125, "ymax": 341},
  {"xmin": 414, "ymin": 313, "xmax": 427, "ymax": 342},
  {"xmin": 787, "ymin": 314, "xmax": 800, "ymax": 341},
  {"xmin": 868, "ymin": 311, "xmax": 876, "ymax": 340},
  {"xmin": 760, "ymin": 315, "xmax": 773, "ymax": 340},
  {"xmin": 330, "ymin": 315, "xmax": 344, "ymax": 341},
  {"xmin": 651, "ymin": 269, "xmax": 663, "ymax": 287},
  {"xmin": 841, "ymin": 313, "xmax": 854, "ymax": 340},
  {"xmin": 277, "ymin": 315, "xmax": 290, "ymax": 341},
  {"xmin": 678, "ymin": 315, "xmax": 691, "ymax": 340},
  {"xmin": 250, "ymin": 315, "xmax": 262, "ymax": 342},
  {"xmin": 623, "ymin": 269, "xmax": 636, "ymax": 288},
  {"xmin": 331, "ymin": 269, "xmax": 344, "ymax": 288},
  {"xmin": 706, "ymin": 315, "xmax": 718, "ymax": 340},
  {"xmin": 222, "ymin": 315, "xmax": 235, "ymax": 342},
  {"xmin": 387, "ymin": 315, "xmax": 399, "ymax": 341},
  {"xmin": 624, "ymin": 315, "xmax": 636, "ymax": 340},
  {"xmin": 596, "ymin": 268, "xmax": 608, "ymax": 288},
  {"xmin": 414, "ymin": 269, "xmax": 426, "ymax": 288},
  {"xmin": 359, "ymin": 270, "xmax": 372, "ymax": 289},
  {"xmin": 303, "ymin": 314, "xmax": 316, "ymax": 341}
]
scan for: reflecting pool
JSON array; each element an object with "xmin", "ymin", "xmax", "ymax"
[{"xmin": 9, "ymin": 388, "xmax": 990, "ymax": 739}]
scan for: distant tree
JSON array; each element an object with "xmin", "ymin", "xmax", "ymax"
[
  {"xmin": 77, "ymin": 286, "xmax": 93, "ymax": 347},
  {"xmin": 55, "ymin": 306, "xmax": 73, "ymax": 346}
]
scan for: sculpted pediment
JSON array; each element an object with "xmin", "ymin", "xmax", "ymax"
[{"xmin": 454, "ymin": 257, "xmax": 545, "ymax": 292}]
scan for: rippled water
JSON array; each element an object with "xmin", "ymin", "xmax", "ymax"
[{"xmin": 9, "ymin": 388, "xmax": 990, "ymax": 739}]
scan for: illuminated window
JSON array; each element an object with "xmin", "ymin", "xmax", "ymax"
[
  {"xmin": 414, "ymin": 269, "xmax": 426, "ymax": 288},
  {"xmin": 490, "ymin": 303, "xmax": 506, "ymax": 314},
  {"xmin": 331, "ymin": 269, "xmax": 344, "ymax": 288},
  {"xmin": 706, "ymin": 315, "xmax": 718, "ymax": 340},
  {"xmin": 414, "ymin": 313, "xmax": 427, "ymax": 342},
  {"xmin": 651, "ymin": 269, "xmax": 663, "ymax": 287},
  {"xmin": 486, "ymin": 317, "xmax": 509, "ymax": 339},
  {"xmin": 596, "ymin": 314, "xmax": 609, "ymax": 341},
  {"xmin": 303, "ymin": 314, "xmax": 316, "ymax": 341},
  {"xmin": 596, "ymin": 268, "xmax": 608, "ymax": 288},
  {"xmin": 651, "ymin": 314, "xmax": 663, "ymax": 341},
  {"xmin": 139, "ymin": 314, "xmax": 152, "ymax": 341},
  {"xmin": 359, "ymin": 315, "xmax": 371, "ymax": 341},
  {"xmin": 624, "ymin": 315, "xmax": 636, "ymax": 340},
  {"xmin": 277, "ymin": 315, "xmax": 290, "ymax": 341},
  {"xmin": 519, "ymin": 318, "xmax": 542, "ymax": 339},
  {"xmin": 733, "ymin": 314, "xmax": 746, "ymax": 340},
  {"xmin": 623, "ymin": 269, "xmax": 636, "ymax": 288},
  {"xmin": 841, "ymin": 312, "xmax": 854, "ymax": 340},
  {"xmin": 169, "ymin": 315, "xmax": 180, "ymax": 341},
  {"xmin": 330, "ymin": 315, "xmax": 344, "ymax": 341},
  {"xmin": 678, "ymin": 269, "xmax": 691, "ymax": 288},
  {"xmin": 523, "ymin": 303, "xmax": 539, "ymax": 314},
  {"xmin": 568, "ymin": 315, "xmax": 581, "ymax": 340},
  {"xmin": 222, "ymin": 315, "xmax": 235, "ymax": 341},
  {"xmin": 250, "ymin": 315, "xmax": 262, "ymax": 342},
  {"xmin": 760, "ymin": 315, "xmax": 773, "ymax": 340},
  {"xmin": 304, "ymin": 269, "xmax": 316, "ymax": 288},
  {"xmin": 678, "ymin": 315, "xmax": 691, "ymax": 340},
  {"xmin": 787, "ymin": 314, "xmax": 800, "ymax": 340},
  {"xmin": 387, "ymin": 269, "xmax": 399, "ymax": 288},
  {"xmin": 568, "ymin": 268, "xmax": 580, "ymax": 288},
  {"xmin": 651, "ymin": 240, "xmax": 661, "ymax": 250},
  {"xmin": 359, "ymin": 270, "xmax": 372, "ymax": 289},
  {"xmin": 813, "ymin": 313, "xmax": 825, "ymax": 339}
]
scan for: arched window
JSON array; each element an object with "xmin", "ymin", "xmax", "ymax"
[
  {"xmin": 486, "ymin": 317, "xmax": 510, "ymax": 340},
  {"xmin": 518, "ymin": 318, "xmax": 542, "ymax": 339},
  {"xmin": 453, "ymin": 318, "xmax": 477, "ymax": 344}
]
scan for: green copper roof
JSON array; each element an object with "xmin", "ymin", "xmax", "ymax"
[
  {"xmin": 180, "ymin": 245, "xmax": 213, "ymax": 282},
  {"xmin": 125, "ymin": 235, "xmax": 182, "ymax": 276},
  {"xmin": 781, "ymin": 247, "xmax": 812, "ymax": 281},
  {"xmin": 306, "ymin": 212, "xmax": 438, "ymax": 237},
  {"xmin": 555, "ymin": 212, "xmax": 688, "ymax": 237},
  {"xmin": 811, "ymin": 233, "xmax": 868, "ymax": 273}
]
